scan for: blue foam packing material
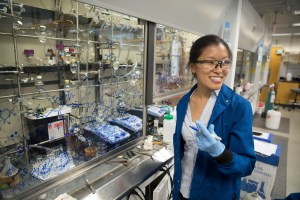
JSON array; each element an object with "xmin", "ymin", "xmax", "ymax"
[
  {"xmin": 110, "ymin": 114, "xmax": 142, "ymax": 132},
  {"xmin": 84, "ymin": 124, "xmax": 130, "ymax": 144}
]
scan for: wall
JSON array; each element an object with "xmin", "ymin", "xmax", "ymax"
[
  {"xmin": 273, "ymin": 36, "xmax": 300, "ymax": 79},
  {"xmin": 238, "ymin": 0, "xmax": 265, "ymax": 53}
]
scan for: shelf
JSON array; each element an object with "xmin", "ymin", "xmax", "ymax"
[{"xmin": 24, "ymin": 105, "xmax": 72, "ymax": 120}]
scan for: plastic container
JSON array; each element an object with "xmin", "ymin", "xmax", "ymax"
[
  {"xmin": 265, "ymin": 110, "xmax": 281, "ymax": 130},
  {"xmin": 286, "ymin": 73, "xmax": 292, "ymax": 81},
  {"xmin": 163, "ymin": 106, "xmax": 176, "ymax": 143}
]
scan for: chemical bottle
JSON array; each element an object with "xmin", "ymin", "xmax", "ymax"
[
  {"xmin": 56, "ymin": 44, "xmax": 65, "ymax": 66},
  {"xmin": 64, "ymin": 80, "xmax": 71, "ymax": 101},
  {"xmin": 262, "ymin": 84, "xmax": 275, "ymax": 118},
  {"xmin": 163, "ymin": 106, "xmax": 176, "ymax": 144}
]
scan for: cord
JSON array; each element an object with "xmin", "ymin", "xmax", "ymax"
[
  {"xmin": 135, "ymin": 187, "xmax": 146, "ymax": 199},
  {"xmin": 132, "ymin": 190, "xmax": 144, "ymax": 200},
  {"xmin": 126, "ymin": 187, "xmax": 145, "ymax": 200},
  {"xmin": 127, "ymin": 189, "xmax": 144, "ymax": 200},
  {"xmin": 160, "ymin": 164, "xmax": 174, "ymax": 200}
]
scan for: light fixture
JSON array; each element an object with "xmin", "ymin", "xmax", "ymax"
[
  {"xmin": 272, "ymin": 33, "xmax": 300, "ymax": 37},
  {"xmin": 272, "ymin": 33, "xmax": 292, "ymax": 36},
  {"xmin": 292, "ymin": 23, "xmax": 300, "ymax": 27}
]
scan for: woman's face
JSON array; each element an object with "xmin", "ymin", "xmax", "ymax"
[{"xmin": 190, "ymin": 43, "xmax": 230, "ymax": 91}]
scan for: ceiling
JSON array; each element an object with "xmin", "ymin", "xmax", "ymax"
[{"xmin": 250, "ymin": 0, "xmax": 300, "ymax": 36}]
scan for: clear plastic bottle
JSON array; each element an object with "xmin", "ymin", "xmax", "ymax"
[{"xmin": 64, "ymin": 79, "xmax": 71, "ymax": 100}]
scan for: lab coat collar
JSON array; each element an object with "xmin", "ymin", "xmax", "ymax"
[{"xmin": 187, "ymin": 84, "xmax": 233, "ymax": 125}]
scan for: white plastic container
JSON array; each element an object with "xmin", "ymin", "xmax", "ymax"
[
  {"xmin": 163, "ymin": 110, "xmax": 176, "ymax": 144},
  {"xmin": 265, "ymin": 110, "xmax": 281, "ymax": 130},
  {"xmin": 286, "ymin": 73, "xmax": 292, "ymax": 81}
]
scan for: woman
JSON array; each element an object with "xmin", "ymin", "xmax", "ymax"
[{"xmin": 172, "ymin": 35, "xmax": 256, "ymax": 200}]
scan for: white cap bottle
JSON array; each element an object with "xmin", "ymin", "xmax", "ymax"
[{"xmin": 163, "ymin": 106, "xmax": 175, "ymax": 144}]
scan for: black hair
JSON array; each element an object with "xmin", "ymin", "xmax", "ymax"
[{"xmin": 189, "ymin": 34, "xmax": 232, "ymax": 64}]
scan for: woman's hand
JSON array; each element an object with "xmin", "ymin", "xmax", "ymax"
[{"xmin": 195, "ymin": 121, "xmax": 225, "ymax": 157}]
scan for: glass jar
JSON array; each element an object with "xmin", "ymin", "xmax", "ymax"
[{"xmin": 23, "ymin": 49, "xmax": 34, "ymax": 66}]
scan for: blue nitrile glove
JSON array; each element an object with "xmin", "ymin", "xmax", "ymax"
[{"xmin": 195, "ymin": 121, "xmax": 225, "ymax": 157}]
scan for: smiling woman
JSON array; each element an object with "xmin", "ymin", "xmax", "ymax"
[
  {"xmin": 172, "ymin": 34, "xmax": 256, "ymax": 200},
  {"xmin": 190, "ymin": 35, "xmax": 232, "ymax": 93}
]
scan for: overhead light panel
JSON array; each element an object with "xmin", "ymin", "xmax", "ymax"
[
  {"xmin": 272, "ymin": 33, "xmax": 292, "ymax": 36},
  {"xmin": 272, "ymin": 33, "xmax": 300, "ymax": 37},
  {"xmin": 292, "ymin": 23, "xmax": 300, "ymax": 27}
]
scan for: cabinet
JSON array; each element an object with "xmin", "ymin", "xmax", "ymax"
[{"xmin": 276, "ymin": 81, "xmax": 300, "ymax": 105}]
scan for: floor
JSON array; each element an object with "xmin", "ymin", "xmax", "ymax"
[{"xmin": 252, "ymin": 107, "xmax": 300, "ymax": 197}]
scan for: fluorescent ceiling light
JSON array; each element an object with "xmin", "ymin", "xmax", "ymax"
[
  {"xmin": 272, "ymin": 33, "xmax": 291, "ymax": 36},
  {"xmin": 272, "ymin": 33, "xmax": 300, "ymax": 37},
  {"xmin": 292, "ymin": 23, "xmax": 300, "ymax": 27}
]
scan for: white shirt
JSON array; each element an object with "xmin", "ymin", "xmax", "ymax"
[{"xmin": 180, "ymin": 89, "xmax": 219, "ymax": 198}]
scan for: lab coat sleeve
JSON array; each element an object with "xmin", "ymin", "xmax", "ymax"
[{"xmin": 215, "ymin": 99, "xmax": 256, "ymax": 177}]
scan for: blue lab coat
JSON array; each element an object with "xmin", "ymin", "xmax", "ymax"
[{"xmin": 173, "ymin": 84, "xmax": 256, "ymax": 200}]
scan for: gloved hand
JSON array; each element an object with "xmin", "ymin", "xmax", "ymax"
[{"xmin": 195, "ymin": 121, "xmax": 225, "ymax": 157}]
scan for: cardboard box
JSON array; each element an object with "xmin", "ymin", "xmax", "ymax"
[{"xmin": 240, "ymin": 141, "xmax": 281, "ymax": 200}]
